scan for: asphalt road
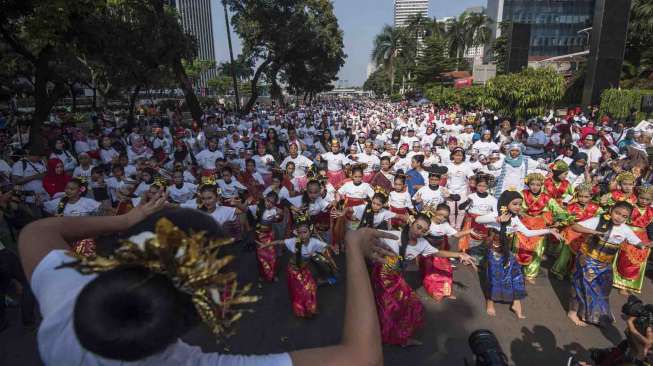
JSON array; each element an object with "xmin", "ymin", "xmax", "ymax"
[{"xmin": 2, "ymin": 244, "xmax": 653, "ymax": 366}]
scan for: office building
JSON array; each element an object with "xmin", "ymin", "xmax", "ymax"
[
  {"xmin": 486, "ymin": 0, "xmax": 595, "ymax": 57},
  {"xmin": 394, "ymin": 0, "xmax": 429, "ymax": 28},
  {"xmin": 167, "ymin": 0, "xmax": 218, "ymax": 87}
]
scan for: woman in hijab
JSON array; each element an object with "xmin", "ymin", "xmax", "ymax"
[
  {"xmin": 566, "ymin": 152, "xmax": 590, "ymax": 188},
  {"xmin": 42, "ymin": 158, "xmax": 71, "ymax": 199}
]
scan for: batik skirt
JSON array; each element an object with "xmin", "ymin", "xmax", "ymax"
[
  {"xmin": 485, "ymin": 249, "xmax": 527, "ymax": 303},
  {"xmin": 287, "ymin": 264, "xmax": 318, "ymax": 318},
  {"xmin": 571, "ymin": 254, "xmax": 614, "ymax": 324}
]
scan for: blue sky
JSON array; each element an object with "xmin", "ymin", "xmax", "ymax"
[{"xmin": 211, "ymin": 0, "xmax": 484, "ymax": 87}]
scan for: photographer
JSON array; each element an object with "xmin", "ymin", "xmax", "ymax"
[{"xmin": 0, "ymin": 190, "xmax": 36, "ymax": 332}]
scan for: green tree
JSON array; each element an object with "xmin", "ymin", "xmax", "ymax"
[
  {"xmin": 482, "ymin": 67, "xmax": 564, "ymax": 119},
  {"xmin": 371, "ymin": 25, "xmax": 402, "ymax": 94},
  {"xmin": 362, "ymin": 67, "xmax": 390, "ymax": 97},
  {"xmin": 207, "ymin": 76, "xmax": 233, "ymax": 95},
  {"xmin": 489, "ymin": 20, "xmax": 511, "ymax": 75},
  {"xmin": 224, "ymin": 0, "xmax": 345, "ymax": 111},
  {"xmin": 0, "ymin": 0, "xmax": 102, "ymax": 153},
  {"xmin": 622, "ymin": 0, "xmax": 653, "ymax": 88},
  {"xmin": 413, "ymin": 35, "xmax": 455, "ymax": 88}
]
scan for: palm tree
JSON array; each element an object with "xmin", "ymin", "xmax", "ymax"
[
  {"xmin": 464, "ymin": 12, "xmax": 492, "ymax": 52},
  {"xmin": 445, "ymin": 14, "xmax": 469, "ymax": 70},
  {"xmin": 371, "ymin": 25, "xmax": 402, "ymax": 94}
]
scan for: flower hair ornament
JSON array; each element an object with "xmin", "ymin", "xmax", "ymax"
[
  {"xmin": 200, "ymin": 176, "xmax": 218, "ymax": 191},
  {"xmin": 524, "ymin": 172, "xmax": 545, "ymax": 185},
  {"xmin": 294, "ymin": 212, "xmax": 314, "ymax": 232},
  {"xmin": 59, "ymin": 217, "xmax": 259, "ymax": 339},
  {"xmin": 637, "ymin": 184, "xmax": 653, "ymax": 197},
  {"xmin": 152, "ymin": 175, "xmax": 169, "ymax": 189},
  {"xmin": 616, "ymin": 171, "xmax": 636, "ymax": 185},
  {"xmin": 373, "ymin": 185, "xmax": 389, "ymax": 200}
]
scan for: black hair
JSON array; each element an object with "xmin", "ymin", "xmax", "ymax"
[
  {"xmin": 612, "ymin": 200, "xmax": 634, "ymax": 214},
  {"xmin": 359, "ymin": 193, "xmax": 388, "ymax": 229},
  {"xmin": 76, "ymin": 209, "xmax": 220, "ymax": 361},
  {"xmin": 351, "ymin": 165, "xmax": 364, "ymax": 175},
  {"xmin": 398, "ymin": 213, "xmax": 431, "ymax": 270},
  {"xmin": 302, "ymin": 180, "xmax": 321, "ymax": 207},
  {"xmin": 394, "ymin": 174, "xmax": 406, "ymax": 184},
  {"xmin": 435, "ymin": 203, "xmax": 450, "ymax": 214},
  {"xmin": 412, "ymin": 155, "xmax": 425, "ymax": 166},
  {"xmin": 380, "ymin": 156, "xmax": 391, "ymax": 163},
  {"xmin": 222, "ymin": 166, "xmax": 233, "ymax": 175},
  {"xmin": 497, "ymin": 190, "xmax": 522, "ymax": 267},
  {"xmin": 56, "ymin": 178, "xmax": 87, "ymax": 215}
]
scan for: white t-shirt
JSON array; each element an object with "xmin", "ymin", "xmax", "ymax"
[
  {"xmin": 43, "ymin": 197, "xmax": 100, "ymax": 216},
  {"xmin": 287, "ymin": 196, "xmax": 329, "ymax": 216},
  {"xmin": 413, "ymin": 186, "xmax": 446, "ymax": 207},
  {"xmin": 209, "ymin": 206, "xmax": 238, "ymax": 226},
  {"xmin": 351, "ymin": 204, "xmax": 396, "ymax": 226},
  {"xmin": 283, "ymin": 238, "xmax": 327, "ymax": 258},
  {"xmin": 195, "ymin": 149, "xmax": 224, "ymax": 170},
  {"xmin": 217, "ymin": 179, "xmax": 246, "ymax": 199},
  {"xmin": 379, "ymin": 230, "xmax": 438, "ymax": 260},
  {"xmin": 338, "ymin": 181, "xmax": 374, "ymax": 200},
  {"xmin": 356, "ymin": 153, "xmax": 380, "ymax": 173},
  {"xmin": 320, "ymin": 152, "xmax": 351, "ymax": 171},
  {"xmin": 32, "ymin": 250, "xmax": 292, "ymax": 366},
  {"xmin": 446, "ymin": 162, "xmax": 474, "ymax": 195},
  {"xmin": 262, "ymin": 186, "xmax": 290, "ymax": 203},
  {"xmin": 11, "ymin": 159, "xmax": 48, "ymax": 203},
  {"xmin": 579, "ymin": 145, "xmax": 601, "ymax": 165},
  {"xmin": 73, "ymin": 165, "xmax": 94, "ymax": 180},
  {"xmin": 388, "ymin": 190, "xmax": 413, "ymax": 209},
  {"xmin": 99, "ymin": 148, "xmax": 119, "ymax": 165},
  {"xmin": 252, "ymin": 154, "xmax": 275, "ymax": 174},
  {"xmin": 466, "ymin": 193, "xmax": 497, "ymax": 216},
  {"xmin": 168, "ymin": 183, "xmax": 198, "ymax": 204},
  {"xmin": 429, "ymin": 222, "xmax": 458, "ymax": 237},
  {"xmin": 280, "ymin": 155, "xmax": 313, "ymax": 178},
  {"xmin": 578, "ymin": 217, "xmax": 641, "ymax": 246}
]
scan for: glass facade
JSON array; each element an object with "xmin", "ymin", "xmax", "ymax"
[{"xmin": 501, "ymin": 0, "xmax": 595, "ymax": 57}]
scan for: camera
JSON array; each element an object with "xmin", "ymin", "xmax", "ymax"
[
  {"xmin": 622, "ymin": 295, "xmax": 653, "ymax": 335},
  {"xmin": 468, "ymin": 329, "xmax": 508, "ymax": 366}
]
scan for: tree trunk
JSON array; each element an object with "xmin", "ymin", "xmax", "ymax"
[
  {"xmin": 92, "ymin": 87, "xmax": 97, "ymax": 110},
  {"xmin": 31, "ymin": 50, "xmax": 65, "ymax": 155},
  {"xmin": 243, "ymin": 58, "xmax": 272, "ymax": 113},
  {"xmin": 172, "ymin": 57, "xmax": 203, "ymax": 123},
  {"xmin": 269, "ymin": 64, "xmax": 284, "ymax": 104},
  {"xmin": 69, "ymin": 84, "xmax": 77, "ymax": 112},
  {"xmin": 127, "ymin": 85, "xmax": 141, "ymax": 126}
]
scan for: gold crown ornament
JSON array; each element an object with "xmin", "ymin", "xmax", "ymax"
[
  {"xmin": 373, "ymin": 185, "xmax": 389, "ymax": 199},
  {"xmin": 152, "ymin": 175, "xmax": 168, "ymax": 189},
  {"xmin": 616, "ymin": 171, "xmax": 636, "ymax": 184},
  {"xmin": 637, "ymin": 184, "xmax": 653, "ymax": 198},
  {"xmin": 200, "ymin": 176, "xmax": 218, "ymax": 190},
  {"xmin": 524, "ymin": 172, "xmax": 545, "ymax": 185},
  {"xmin": 59, "ymin": 218, "xmax": 258, "ymax": 339}
]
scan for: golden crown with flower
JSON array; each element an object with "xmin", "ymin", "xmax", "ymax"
[
  {"xmin": 616, "ymin": 171, "xmax": 636, "ymax": 184},
  {"xmin": 59, "ymin": 218, "xmax": 258, "ymax": 339}
]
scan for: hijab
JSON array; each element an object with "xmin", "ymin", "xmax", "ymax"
[
  {"xmin": 42, "ymin": 158, "xmax": 71, "ymax": 197},
  {"xmin": 569, "ymin": 152, "xmax": 588, "ymax": 176}
]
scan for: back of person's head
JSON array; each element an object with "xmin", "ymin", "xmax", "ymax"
[{"xmin": 75, "ymin": 208, "xmax": 220, "ymax": 361}]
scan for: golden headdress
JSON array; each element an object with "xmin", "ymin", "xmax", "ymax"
[
  {"xmin": 575, "ymin": 182, "xmax": 594, "ymax": 195},
  {"xmin": 294, "ymin": 211, "xmax": 313, "ymax": 230},
  {"xmin": 373, "ymin": 185, "xmax": 388, "ymax": 200},
  {"xmin": 331, "ymin": 139, "xmax": 340, "ymax": 146},
  {"xmin": 200, "ymin": 176, "xmax": 218, "ymax": 191},
  {"xmin": 59, "ymin": 218, "xmax": 258, "ymax": 338},
  {"xmin": 152, "ymin": 175, "xmax": 168, "ymax": 189},
  {"xmin": 524, "ymin": 172, "xmax": 545, "ymax": 184},
  {"xmin": 637, "ymin": 184, "xmax": 653, "ymax": 197},
  {"xmin": 420, "ymin": 203, "xmax": 439, "ymax": 220},
  {"xmin": 616, "ymin": 171, "xmax": 636, "ymax": 184}
]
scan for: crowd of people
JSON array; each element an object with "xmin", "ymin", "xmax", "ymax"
[{"xmin": 3, "ymin": 99, "xmax": 653, "ymax": 364}]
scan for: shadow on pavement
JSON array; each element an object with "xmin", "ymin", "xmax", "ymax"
[{"xmin": 510, "ymin": 325, "xmax": 588, "ymax": 365}]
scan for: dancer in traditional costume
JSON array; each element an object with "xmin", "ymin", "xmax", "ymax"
[
  {"xmin": 543, "ymin": 160, "xmax": 573, "ymax": 205},
  {"xmin": 370, "ymin": 156, "xmax": 394, "ymax": 193},
  {"xmin": 388, "ymin": 174, "xmax": 414, "ymax": 229},
  {"xmin": 258, "ymin": 214, "xmax": 337, "ymax": 317},
  {"xmin": 600, "ymin": 171, "xmax": 638, "ymax": 208},
  {"xmin": 341, "ymin": 189, "xmax": 404, "ymax": 230},
  {"xmin": 567, "ymin": 201, "xmax": 650, "ymax": 326},
  {"xmin": 250, "ymin": 192, "xmax": 284, "ymax": 283},
  {"xmin": 476, "ymin": 190, "xmax": 563, "ymax": 318},
  {"xmin": 517, "ymin": 173, "xmax": 570, "ymax": 283},
  {"xmin": 457, "ymin": 174, "xmax": 496, "ymax": 255},
  {"xmin": 613, "ymin": 184, "xmax": 653, "ymax": 294},
  {"xmin": 420, "ymin": 204, "xmax": 476, "ymax": 302},
  {"xmin": 551, "ymin": 183, "xmax": 601, "ymax": 279}
]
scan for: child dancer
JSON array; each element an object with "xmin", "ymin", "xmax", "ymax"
[
  {"xmin": 567, "ymin": 201, "xmax": 649, "ymax": 326},
  {"xmin": 613, "ymin": 185, "xmax": 653, "ymax": 295},
  {"xmin": 420, "ymin": 204, "xmax": 476, "ymax": 302},
  {"xmin": 370, "ymin": 156, "xmax": 394, "ymax": 193},
  {"xmin": 342, "ymin": 190, "xmax": 404, "ymax": 230},
  {"xmin": 476, "ymin": 190, "xmax": 563, "ymax": 318},
  {"xmin": 543, "ymin": 160, "xmax": 573, "ymax": 205},
  {"xmin": 457, "ymin": 174, "xmax": 497, "ymax": 255},
  {"xmin": 259, "ymin": 214, "xmax": 337, "ymax": 318},
  {"xmin": 250, "ymin": 192, "xmax": 284, "ymax": 283},
  {"xmin": 388, "ymin": 174, "xmax": 414, "ymax": 229},
  {"xmin": 373, "ymin": 214, "xmax": 475, "ymax": 346},
  {"xmin": 551, "ymin": 183, "xmax": 601, "ymax": 279},
  {"xmin": 332, "ymin": 166, "xmax": 374, "ymax": 251}
]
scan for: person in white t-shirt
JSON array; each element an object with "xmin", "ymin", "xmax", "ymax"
[
  {"xmin": 19, "ymin": 199, "xmax": 393, "ymax": 366},
  {"xmin": 456, "ymin": 175, "xmax": 497, "ymax": 254},
  {"xmin": 167, "ymin": 171, "xmax": 198, "ymax": 204},
  {"xmin": 317, "ymin": 139, "xmax": 351, "ymax": 189},
  {"xmin": 195, "ymin": 138, "xmax": 224, "ymax": 175},
  {"xmin": 445, "ymin": 147, "xmax": 475, "ymax": 229},
  {"xmin": 72, "ymin": 152, "xmax": 94, "ymax": 180}
]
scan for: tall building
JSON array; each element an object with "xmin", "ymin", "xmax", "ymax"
[
  {"xmin": 394, "ymin": 0, "xmax": 429, "ymax": 28},
  {"xmin": 486, "ymin": 0, "xmax": 595, "ymax": 57},
  {"xmin": 167, "ymin": 0, "xmax": 218, "ymax": 87}
]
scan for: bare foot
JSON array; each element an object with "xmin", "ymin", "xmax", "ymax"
[
  {"xmin": 448, "ymin": 294, "xmax": 457, "ymax": 300},
  {"xmin": 567, "ymin": 311, "xmax": 588, "ymax": 327},
  {"xmin": 511, "ymin": 305, "xmax": 526, "ymax": 319},
  {"xmin": 402, "ymin": 338, "xmax": 423, "ymax": 347},
  {"xmin": 527, "ymin": 277, "xmax": 536, "ymax": 285},
  {"xmin": 619, "ymin": 289, "xmax": 629, "ymax": 296},
  {"xmin": 486, "ymin": 302, "xmax": 496, "ymax": 316}
]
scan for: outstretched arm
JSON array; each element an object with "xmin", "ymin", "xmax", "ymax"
[{"xmin": 19, "ymin": 195, "xmax": 168, "ymax": 281}]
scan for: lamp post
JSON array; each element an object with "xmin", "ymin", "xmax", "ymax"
[{"xmin": 222, "ymin": 0, "xmax": 240, "ymax": 113}]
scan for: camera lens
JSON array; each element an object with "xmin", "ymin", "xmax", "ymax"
[{"xmin": 469, "ymin": 329, "xmax": 508, "ymax": 366}]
